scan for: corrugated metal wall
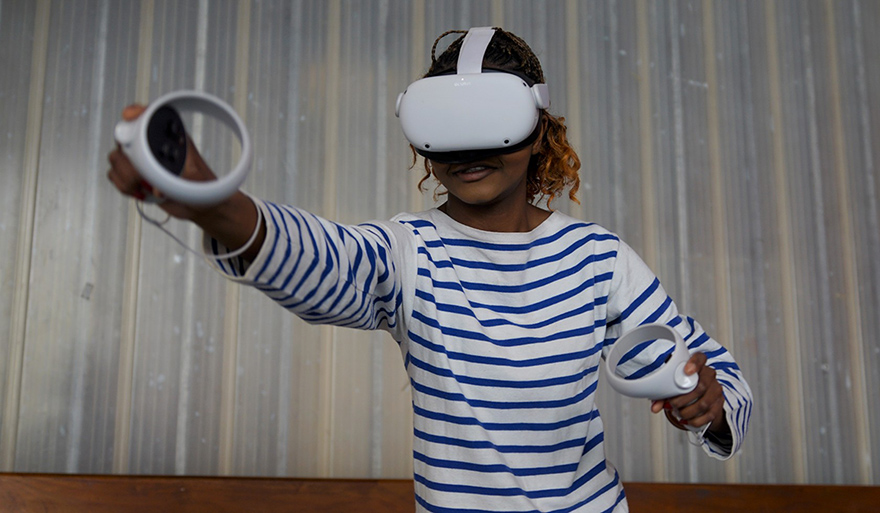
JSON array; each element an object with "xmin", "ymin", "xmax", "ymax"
[{"xmin": 1, "ymin": 0, "xmax": 878, "ymax": 484}]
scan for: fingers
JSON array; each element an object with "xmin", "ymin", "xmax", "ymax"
[
  {"xmin": 664, "ymin": 352, "xmax": 709, "ymax": 412},
  {"xmin": 663, "ymin": 407, "xmax": 688, "ymax": 431},
  {"xmin": 107, "ymin": 145, "xmax": 151, "ymax": 200},
  {"xmin": 183, "ymin": 136, "xmax": 213, "ymax": 181},
  {"xmin": 652, "ymin": 352, "xmax": 726, "ymax": 432},
  {"xmin": 674, "ymin": 364, "xmax": 724, "ymax": 429},
  {"xmin": 108, "ymin": 104, "xmax": 150, "ymax": 199},
  {"xmin": 651, "ymin": 400, "xmax": 664, "ymax": 414}
]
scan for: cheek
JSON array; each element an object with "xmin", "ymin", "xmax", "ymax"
[
  {"xmin": 430, "ymin": 165, "xmax": 450, "ymax": 183},
  {"xmin": 502, "ymin": 150, "xmax": 533, "ymax": 169},
  {"xmin": 505, "ymin": 156, "xmax": 533, "ymax": 179}
]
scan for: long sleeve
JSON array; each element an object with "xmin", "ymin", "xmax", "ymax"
[
  {"xmin": 602, "ymin": 239, "xmax": 753, "ymax": 460},
  {"xmin": 202, "ymin": 198, "xmax": 417, "ymax": 342}
]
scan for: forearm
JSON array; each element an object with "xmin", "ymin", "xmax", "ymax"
[
  {"xmin": 201, "ymin": 200, "xmax": 412, "ymax": 336},
  {"xmin": 606, "ymin": 241, "xmax": 753, "ymax": 458},
  {"xmin": 191, "ymin": 191, "xmax": 266, "ymax": 262}
]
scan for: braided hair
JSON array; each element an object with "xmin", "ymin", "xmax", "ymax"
[{"xmin": 415, "ymin": 28, "xmax": 581, "ymax": 207}]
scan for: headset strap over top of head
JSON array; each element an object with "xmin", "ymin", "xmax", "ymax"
[{"xmin": 456, "ymin": 27, "xmax": 496, "ymax": 74}]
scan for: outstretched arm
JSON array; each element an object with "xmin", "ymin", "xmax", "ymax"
[{"xmin": 107, "ymin": 104, "xmax": 414, "ymax": 338}]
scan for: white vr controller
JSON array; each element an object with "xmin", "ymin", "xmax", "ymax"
[
  {"xmin": 603, "ymin": 323, "xmax": 698, "ymax": 400},
  {"xmin": 604, "ymin": 323, "xmax": 710, "ymax": 442},
  {"xmin": 114, "ymin": 90, "xmax": 252, "ymax": 206}
]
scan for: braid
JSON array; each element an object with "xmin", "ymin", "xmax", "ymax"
[
  {"xmin": 426, "ymin": 28, "xmax": 545, "ymax": 84},
  {"xmin": 430, "ymin": 29, "xmax": 468, "ymax": 64}
]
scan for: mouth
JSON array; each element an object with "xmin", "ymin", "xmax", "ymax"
[{"xmin": 451, "ymin": 163, "xmax": 497, "ymax": 181}]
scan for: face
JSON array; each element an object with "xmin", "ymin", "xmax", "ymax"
[{"xmin": 429, "ymin": 145, "xmax": 536, "ymax": 209}]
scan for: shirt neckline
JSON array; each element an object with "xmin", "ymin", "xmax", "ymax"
[{"xmin": 426, "ymin": 208, "xmax": 562, "ymax": 243}]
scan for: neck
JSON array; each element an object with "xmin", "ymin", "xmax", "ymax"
[{"xmin": 440, "ymin": 198, "xmax": 549, "ymax": 233}]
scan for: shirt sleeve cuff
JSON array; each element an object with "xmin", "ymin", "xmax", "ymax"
[
  {"xmin": 698, "ymin": 402, "xmax": 742, "ymax": 460},
  {"xmin": 200, "ymin": 195, "xmax": 273, "ymax": 283}
]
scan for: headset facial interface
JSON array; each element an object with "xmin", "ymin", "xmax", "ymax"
[{"xmin": 395, "ymin": 27, "xmax": 550, "ymax": 165}]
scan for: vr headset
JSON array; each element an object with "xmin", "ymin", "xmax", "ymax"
[{"xmin": 395, "ymin": 27, "xmax": 550, "ymax": 164}]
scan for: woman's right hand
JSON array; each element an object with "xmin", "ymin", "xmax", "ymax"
[
  {"xmin": 107, "ymin": 104, "xmax": 265, "ymax": 261},
  {"xmin": 107, "ymin": 104, "xmax": 220, "ymax": 222}
]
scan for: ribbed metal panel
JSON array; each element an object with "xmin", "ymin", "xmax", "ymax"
[{"xmin": 0, "ymin": 0, "xmax": 877, "ymax": 484}]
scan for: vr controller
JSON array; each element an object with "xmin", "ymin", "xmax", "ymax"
[
  {"xmin": 603, "ymin": 323, "xmax": 698, "ymax": 400},
  {"xmin": 114, "ymin": 90, "xmax": 252, "ymax": 206},
  {"xmin": 395, "ymin": 27, "xmax": 550, "ymax": 164},
  {"xmin": 604, "ymin": 323, "xmax": 710, "ymax": 441}
]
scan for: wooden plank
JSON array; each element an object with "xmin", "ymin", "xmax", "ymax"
[
  {"xmin": 1, "ymin": 475, "xmax": 878, "ymax": 513},
  {"xmin": 0, "ymin": 475, "xmax": 414, "ymax": 513},
  {"xmin": 624, "ymin": 482, "xmax": 880, "ymax": 513}
]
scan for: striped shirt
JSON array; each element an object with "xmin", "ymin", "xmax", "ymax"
[{"xmin": 205, "ymin": 199, "xmax": 753, "ymax": 513}]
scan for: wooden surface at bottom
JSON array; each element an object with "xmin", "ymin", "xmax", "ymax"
[
  {"xmin": 624, "ymin": 481, "xmax": 879, "ymax": 512},
  {"xmin": 1, "ymin": 474, "xmax": 878, "ymax": 512},
  {"xmin": 0, "ymin": 475, "xmax": 412, "ymax": 513}
]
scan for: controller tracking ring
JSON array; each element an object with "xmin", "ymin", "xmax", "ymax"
[
  {"xmin": 114, "ymin": 90, "xmax": 252, "ymax": 206},
  {"xmin": 603, "ymin": 323, "xmax": 698, "ymax": 400}
]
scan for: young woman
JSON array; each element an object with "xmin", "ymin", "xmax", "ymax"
[{"xmin": 108, "ymin": 27, "xmax": 751, "ymax": 513}]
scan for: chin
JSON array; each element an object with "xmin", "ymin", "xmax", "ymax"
[{"xmin": 452, "ymin": 194, "xmax": 500, "ymax": 207}]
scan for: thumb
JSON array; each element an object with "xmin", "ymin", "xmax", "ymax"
[
  {"xmin": 122, "ymin": 104, "xmax": 147, "ymax": 121},
  {"xmin": 684, "ymin": 351, "xmax": 707, "ymax": 376}
]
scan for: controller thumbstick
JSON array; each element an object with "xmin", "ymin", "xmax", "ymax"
[{"xmin": 168, "ymin": 118, "xmax": 185, "ymax": 138}]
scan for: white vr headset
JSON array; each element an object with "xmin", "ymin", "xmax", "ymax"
[{"xmin": 395, "ymin": 27, "xmax": 550, "ymax": 164}]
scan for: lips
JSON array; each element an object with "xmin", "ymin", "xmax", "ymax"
[{"xmin": 451, "ymin": 163, "xmax": 496, "ymax": 182}]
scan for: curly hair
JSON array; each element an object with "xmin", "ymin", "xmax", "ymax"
[{"xmin": 413, "ymin": 28, "xmax": 581, "ymax": 207}]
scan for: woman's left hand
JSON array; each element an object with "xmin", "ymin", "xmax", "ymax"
[{"xmin": 650, "ymin": 352, "xmax": 728, "ymax": 434}]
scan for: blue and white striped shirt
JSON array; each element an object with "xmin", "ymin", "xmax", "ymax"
[{"xmin": 205, "ymin": 199, "xmax": 753, "ymax": 513}]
